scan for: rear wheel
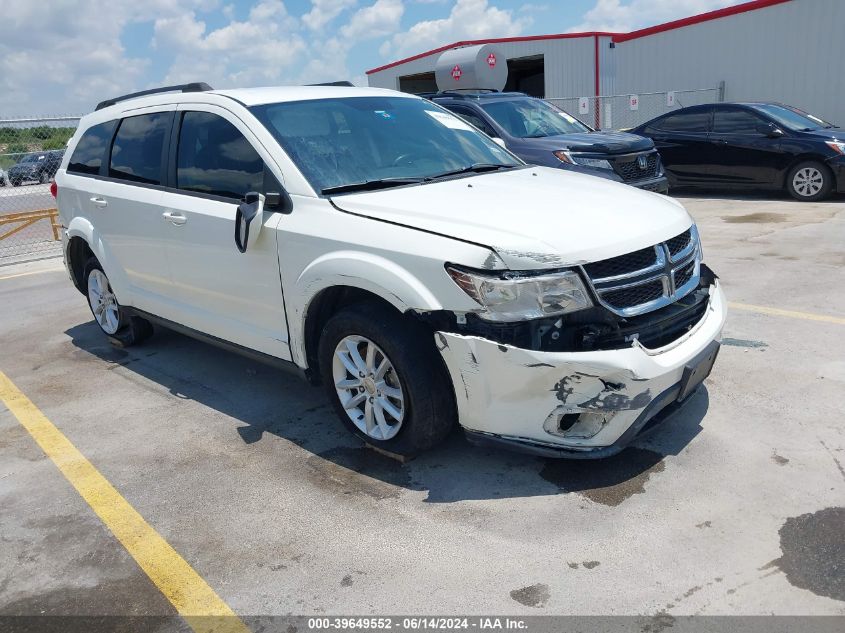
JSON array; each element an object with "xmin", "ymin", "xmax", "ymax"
[
  {"xmin": 83, "ymin": 258, "xmax": 152, "ymax": 347},
  {"xmin": 318, "ymin": 302, "xmax": 456, "ymax": 457},
  {"xmin": 786, "ymin": 161, "xmax": 832, "ymax": 201}
]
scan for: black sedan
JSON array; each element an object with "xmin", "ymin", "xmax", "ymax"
[{"xmin": 632, "ymin": 102, "xmax": 845, "ymax": 201}]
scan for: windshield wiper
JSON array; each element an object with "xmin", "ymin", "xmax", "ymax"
[
  {"xmin": 322, "ymin": 177, "xmax": 424, "ymax": 195},
  {"xmin": 425, "ymin": 163, "xmax": 516, "ymax": 180}
]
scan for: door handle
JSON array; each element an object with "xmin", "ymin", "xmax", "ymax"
[
  {"xmin": 162, "ymin": 211, "xmax": 187, "ymax": 226},
  {"xmin": 90, "ymin": 197, "xmax": 108, "ymax": 208}
]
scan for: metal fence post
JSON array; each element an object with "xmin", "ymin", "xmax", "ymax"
[{"xmin": 718, "ymin": 80, "xmax": 726, "ymax": 102}]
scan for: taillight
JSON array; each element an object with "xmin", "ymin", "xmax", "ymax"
[{"xmin": 50, "ymin": 181, "xmax": 57, "ymax": 198}]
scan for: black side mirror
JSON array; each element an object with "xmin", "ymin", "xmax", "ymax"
[
  {"xmin": 757, "ymin": 123, "xmax": 784, "ymax": 138},
  {"xmin": 234, "ymin": 192, "xmax": 264, "ymax": 253}
]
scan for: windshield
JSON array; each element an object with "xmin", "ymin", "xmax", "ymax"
[
  {"xmin": 20, "ymin": 154, "xmax": 40, "ymax": 163},
  {"xmin": 251, "ymin": 97, "xmax": 520, "ymax": 193},
  {"xmin": 752, "ymin": 104, "xmax": 835, "ymax": 131},
  {"xmin": 480, "ymin": 99, "xmax": 591, "ymax": 138}
]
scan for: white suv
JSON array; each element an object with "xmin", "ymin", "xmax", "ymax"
[{"xmin": 56, "ymin": 83, "xmax": 726, "ymax": 458}]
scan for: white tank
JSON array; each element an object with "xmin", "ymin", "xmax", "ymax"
[{"xmin": 434, "ymin": 45, "xmax": 507, "ymax": 92}]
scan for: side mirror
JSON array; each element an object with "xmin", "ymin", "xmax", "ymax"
[
  {"xmin": 757, "ymin": 123, "xmax": 784, "ymax": 138},
  {"xmin": 234, "ymin": 192, "xmax": 264, "ymax": 253},
  {"xmin": 492, "ymin": 138, "xmax": 507, "ymax": 148}
]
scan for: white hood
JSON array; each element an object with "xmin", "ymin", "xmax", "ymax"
[{"xmin": 332, "ymin": 167, "xmax": 693, "ymax": 270}]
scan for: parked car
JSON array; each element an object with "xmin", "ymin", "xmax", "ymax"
[
  {"xmin": 7, "ymin": 149, "xmax": 65, "ymax": 186},
  {"xmin": 426, "ymin": 91, "xmax": 669, "ymax": 194},
  {"xmin": 0, "ymin": 167, "xmax": 7, "ymax": 186},
  {"xmin": 56, "ymin": 83, "xmax": 725, "ymax": 459},
  {"xmin": 632, "ymin": 102, "xmax": 845, "ymax": 201}
]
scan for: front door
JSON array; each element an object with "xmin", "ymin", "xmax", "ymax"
[
  {"xmin": 158, "ymin": 106, "xmax": 290, "ymax": 360},
  {"xmin": 645, "ymin": 108, "xmax": 713, "ymax": 184},
  {"xmin": 707, "ymin": 107, "xmax": 783, "ymax": 185}
]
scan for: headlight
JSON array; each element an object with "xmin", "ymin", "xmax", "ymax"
[
  {"xmin": 825, "ymin": 140, "xmax": 845, "ymax": 155},
  {"xmin": 446, "ymin": 265, "xmax": 593, "ymax": 321},
  {"xmin": 553, "ymin": 150, "xmax": 613, "ymax": 171}
]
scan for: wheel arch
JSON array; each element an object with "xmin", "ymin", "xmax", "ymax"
[
  {"xmin": 779, "ymin": 153, "xmax": 834, "ymax": 189},
  {"xmin": 294, "ymin": 252, "xmax": 447, "ymax": 382}
]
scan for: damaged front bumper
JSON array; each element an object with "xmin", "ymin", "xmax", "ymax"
[{"xmin": 435, "ymin": 282, "xmax": 727, "ymax": 458}]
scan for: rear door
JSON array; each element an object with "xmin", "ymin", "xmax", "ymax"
[
  {"xmin": 157, "ymin": 105, "xmax": 289, "ymax": 359},
  {"xmin": 707, "ymin": 106, "xmax": 783, "ymax": 185},
  {"xmin": 643, "ymin": 108, "xmax": 713, "ymax": 184},
  {"xmin": 66, "ymin": 109, "xmax": 174, "ymax": 307}
]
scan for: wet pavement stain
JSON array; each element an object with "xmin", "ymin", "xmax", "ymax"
[
  {"xmin": 722, "ymin": 212, "xmax": 788, "ymax": 223},
  {"xmin": 582, "ymin": 561, "xmax": 600, "ymax": 569},
  {"xmin": 771, "ymin": 452, "xmax": 789, "ymax": 466},
  {"xmin": 305, "ymin": 447, "xmax": 411, "ymax": 500},
  {"xmin": 539, "ymin": 447, "xmax": 666, "ymax": 506},
  {"xmin": 509, "ymin": 583, "xmax": 550, "ymax": 608},
  {"xmin": 341, "ymin": 574, "xmax": 353, "ymax": 587},
  {"xmin": 722, "ymin": 338, "xmax": 768, "ymax": 349},
  {"xmin": 773, "ymin": 506, "xmax": 844, "ymax": 602}
]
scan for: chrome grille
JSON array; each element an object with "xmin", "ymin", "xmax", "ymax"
[
  {"xmin": 611, "ymin": 151, "xmax": 660, "ymax": 182},
  {"xmin": 581, "ymin": 226, "xmax": 701, "ymax": 317}
]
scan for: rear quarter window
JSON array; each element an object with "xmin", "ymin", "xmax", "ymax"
[{"xmin": 67, "ymin": 121, "xmax": 117, "ymax": 175}]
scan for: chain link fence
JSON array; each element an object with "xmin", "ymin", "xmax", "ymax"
[
  {"xmin": 0, "ymin": 116, "xmax": 81, "ymax": 265},
  {"xmin": 548, "ymin": 85, "xmax": 724, "ymax": 131}
]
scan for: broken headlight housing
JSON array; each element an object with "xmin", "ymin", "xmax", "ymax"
[{"xmin": 446, "ymin": 265, "xmax": 593, "ymax": 322}]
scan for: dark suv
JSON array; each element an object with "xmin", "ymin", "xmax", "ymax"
[
  {"xmin": 7, "ymin": 150, "xmax": 65, "ymax": 186},
  {"xmin": 427, "ymin": 91, "xmax": 669, "ymax": 193}
]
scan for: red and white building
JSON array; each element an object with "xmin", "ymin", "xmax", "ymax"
[{"xmin": 366, "ymin": 0, "xmax": 844, "ymax": 126}]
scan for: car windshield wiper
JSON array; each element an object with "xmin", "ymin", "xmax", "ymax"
[
  {"xmin": 425, "ymin": 163, "xmax": 517, "ymax": 180},
  {"xmin": 321, "ymin": 177, "xmax": 424, "ymax": 195}
]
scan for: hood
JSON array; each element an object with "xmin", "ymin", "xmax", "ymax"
[
  {"xmin": 9, "ymin": 163, "xmax": 39, "ymax": 174},
  {"xmin": 332, "ymin": 167, "xmax": 692, "ymax": 270},
  {"xmin": 522, "ymin": 131, "xmax": 654, "ymax": 154},
  {"xmin": 799, "ymin": 126, "xmax": 845, "ymax": 142}
]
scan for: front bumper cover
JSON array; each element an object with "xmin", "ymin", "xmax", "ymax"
[{"xmin": 436, "ymin": 282, "xmax": 726, "ymax": 458}]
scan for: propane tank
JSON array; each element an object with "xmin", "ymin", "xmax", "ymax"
[{"xmin": 434, "ymin": 45, "xmax": 507, "ymax": 92}]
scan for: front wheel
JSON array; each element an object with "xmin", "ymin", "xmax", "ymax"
[
  {"xmin": 318, "ymin": 302, "xmax": 456, "ymax": 457},
  {"xmin": 39, "ymin": 171, "xmax": 50, "ymax": 184},
  {"xmin": 83, "ymin": 258, "xmax": 152, "ymax": 347},
  {"xmin": 786, "ymin": 161, "xmax": 832, "ymax": 201}
]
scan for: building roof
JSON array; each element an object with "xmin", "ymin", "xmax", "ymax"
[{"xmin": 366, "ymin": 0, "xmax": 792, "ymax": 75}]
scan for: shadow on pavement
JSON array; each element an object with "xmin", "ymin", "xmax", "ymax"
[{"xmin": 66, "ymin": 320, "xmax": 708, "ymax": 504}]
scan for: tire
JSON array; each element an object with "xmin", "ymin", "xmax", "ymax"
[
  {"xmin": 11, "ymin": 179, "xmax": 20, "ymax": 187},
  {"xmin": 39, "ymin": 171, "xmax": 49, "ymax": 184},
  {"xmin": 318, "ymin": 301, "xmax": 456, "ymax": 457},
  {"xmin": 786, "ymin": 161, "xmax": 832, "ymax": 202},
  {"xmin": 83, "ymin": 257, "xmax": 152, "ymax": 347}
]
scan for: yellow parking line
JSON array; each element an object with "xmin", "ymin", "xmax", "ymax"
[
  {"xmin": 0, "ymin": 266, "xmax": 64, "ymax": 281},
  {"xmin": 729, "ymin": 302, "xmax": 845, "ymax": 326},
  {"xmin": 0, "ymin": 371, "xmax": 250, "ymax": 633}
]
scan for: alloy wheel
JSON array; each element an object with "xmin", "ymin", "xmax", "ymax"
[
  {"xmin": 792, "ymin": 167, "xmax": 824, "ymax": 197},
  {"xmin": 332, "ymin": 335, "xmax": 405, "ymax": 441},
  {"xmin": 87, "ymin": 269, "xmax": 121, "ymax": 334}
]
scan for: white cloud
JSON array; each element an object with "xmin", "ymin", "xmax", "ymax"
[
  {"xmin": 380, "ymin": 0, "xmax": 531, "ymax": 59},
  {"xmin": 302, "ymin": 0, "xmax": 358, "ymax": 31},
  {"xmin": 341, "ymin": 0, "xmax": 404, "ymax": 40},
  {"xmin": 153, "ymin": 1, "xmax": 307, "ymax": 87},
  {"xmin": 569, "ymin": 0, "xmax": 745, "ymax": 33}
]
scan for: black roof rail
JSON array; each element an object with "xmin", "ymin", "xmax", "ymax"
[
  {"xmin": 307, "ymin": 81, "xmax": 355, "ymax": 87},
  {"xmin": 95, "ymin": 82, "xmax": 213, "ymax": 111}
]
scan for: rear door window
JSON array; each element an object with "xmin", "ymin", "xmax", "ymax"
[
  {"xmin": 109, "ymin": 113, "xmax": 170, "ymax": 185},
  {"xmin": 653, "ymin": 110, "xmax": 711, "ymax": 133},
  {"xmin": 176, "ymin": 111, "xmax": 265, "ymax": 199},
  {"xmin": 68, "ymin": 121, "xmax": 117, "ymax": 175}
]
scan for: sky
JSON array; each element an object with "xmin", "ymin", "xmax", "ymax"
[{"xmin": 0, "ymin": 0, "xmax": 746, "ymax": 117}]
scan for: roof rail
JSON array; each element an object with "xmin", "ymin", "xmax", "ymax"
[
  {"xmin": 95, "ymin": 82, "xmax": 213, "ymax": 111},
  {"xmin": 307, "ymin": 81, "xmax": 355, "ymax": 87}
]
